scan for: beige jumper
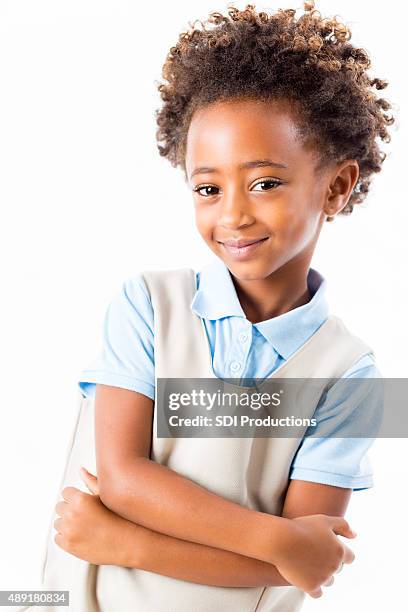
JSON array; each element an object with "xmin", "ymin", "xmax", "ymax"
[{"xmin": 22, "ymin": 267, "xmax": 374, "ymax": 612}]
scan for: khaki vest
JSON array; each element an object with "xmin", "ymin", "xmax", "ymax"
[{"xmin": 22, "ymin": 267, "xmax": 374, "ymax": 612}]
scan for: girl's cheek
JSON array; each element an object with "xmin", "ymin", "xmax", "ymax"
[{"xmin": 195, "ymin": 215, "xmax": 214, "ymax": 239}]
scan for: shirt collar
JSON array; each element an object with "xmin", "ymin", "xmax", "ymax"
[{"xmin": 190, "ymin": 257, "xmax": 329, "ymax": 360}]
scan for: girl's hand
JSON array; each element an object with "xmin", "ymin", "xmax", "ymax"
[
  {"xmin": 79, "ymin": 466, "xmax": 99, "ymax": 495},
  {"xmin": 274, "ymin": 514, "xmax": 356, "ymax": 598},
  {"xmin": 53, "ymin": 467, "xmax": 139, "ymax": 567}
]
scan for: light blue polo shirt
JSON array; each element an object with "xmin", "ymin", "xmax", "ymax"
[{"xmin": 78, "ymin": 257, "xmax": 382, "ymax": 491}]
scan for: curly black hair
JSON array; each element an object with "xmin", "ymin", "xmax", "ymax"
[{"xmin": 154, "ymin": 0, "xmax": 395, "ymax": 217}]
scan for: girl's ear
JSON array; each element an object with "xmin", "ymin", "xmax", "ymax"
[{"xmin": 324, "ymin": 159, "xmax": 359, "ymax": 219}]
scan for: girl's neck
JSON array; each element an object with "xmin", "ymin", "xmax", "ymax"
[{"xmin": 229, "ymin": 259, "xmax": 312, "ymax": 324}]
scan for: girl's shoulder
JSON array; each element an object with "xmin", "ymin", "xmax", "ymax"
[
  {"xmin": 116, "ymin": 266, "xmax": 196, "ymax": 320},
  {"xmin": 107, "ymin": 272, "xmax": 155, "ymax": 337},
  {"xmin": 120, "ymin": 271, "xmax": 152, "ymax": 304},
  {"xmin": 136, "ymin": 267, "xmax": 198, "ymax": 303}
]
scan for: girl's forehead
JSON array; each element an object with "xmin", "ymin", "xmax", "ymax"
[{"xmin": 185, "ymin": 98, "xmax": 307, "ymax": 169}]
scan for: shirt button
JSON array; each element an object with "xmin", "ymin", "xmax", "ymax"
[
  {"xmin": 238, "ymin": 332, "xmax": 248, "ymax": 343},
  {"xmin": 230, "ymin": 361, "xmax": 241, "ymax": 372}
]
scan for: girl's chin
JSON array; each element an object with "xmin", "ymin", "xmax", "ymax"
[{"xmin": 224, "ymin": 259, "xmax": 271, "ymax": 279}]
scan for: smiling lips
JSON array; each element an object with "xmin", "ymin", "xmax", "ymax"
[
  {"xmin": 219, "ymin": 236, "xmax": 269, "ymax": 260},
  {"xmin": 221, "ymin": 237, "xmax": 269, "ymax": 248}
]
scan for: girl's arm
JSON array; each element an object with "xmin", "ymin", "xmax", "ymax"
[
  {"xmin": 281, "ymin": 480, "xmax": 352, "ymax": 519},
  {"xmin": 62, "ymin": 469, "xmax": 289, "ymax": 587},
  {"xmin": 140, "ymin": 480, "xmax": 352, "ymax": 586},
  {"xmin": 117, "ymin": 516, "xmax": 291, "ymax": 588},
  {"xmin": 112, "ymin": 480, "xmax": 351, "ymax": 588},
  {"xmin": 135, "ymin": 530, "xmax": 290, "ymax": 587},
  {"xmin": 94, "ymin": 384, "xmax": 281, "ymax": 564},
  {"xmin": 69, "ymin": 470, "xmax": 350, "ymax": 588},
  {"xmin": 92, "ymin": 384, "xmax": 355, "ymax": 595}
]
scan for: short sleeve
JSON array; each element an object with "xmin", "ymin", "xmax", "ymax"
[
  {"xmin": 78, "ymin": 274, "xmax": 155, "ymax": 401},
  {"xmin": 289, "ymin": 353, "xmax": 384, "ymax": 491}
]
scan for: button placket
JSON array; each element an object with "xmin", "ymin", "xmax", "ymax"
[
  {"xmin": 238, "ymin": 331, "xmax": 248, "ymax": 343},
  {"xmin": 230, "ymin": 360, "xmax": 242, "ymax": 373},
  {"xmin": 229, "ymin": 323, "xmax": 252, "ymax": 375}
]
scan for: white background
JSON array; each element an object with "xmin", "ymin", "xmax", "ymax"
[{"xmin": 0, "ymin": 0, "xmax": 406, "ymax": 610}]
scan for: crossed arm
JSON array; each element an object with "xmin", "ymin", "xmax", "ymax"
[{"xmin": 92, "ymin": 384, "xmax": 352, "ymax": 588}]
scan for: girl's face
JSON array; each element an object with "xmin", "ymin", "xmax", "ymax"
[{"xmin": 184, "ymin": 98, "xmax": 357, "ymax": 281}]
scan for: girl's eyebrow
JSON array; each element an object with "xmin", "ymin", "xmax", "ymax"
[{"xmin": 190, "ymin": 158, "xmax": 288, "ymax": 179}]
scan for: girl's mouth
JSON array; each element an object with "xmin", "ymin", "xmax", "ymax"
[{"xmin": 220, "ymin": 237, "xmax": 269, "ymax": 260}]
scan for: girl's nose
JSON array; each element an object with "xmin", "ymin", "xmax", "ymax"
[{"xmin": 218, "ymin": 189, "xmax": 252, "ymax": 228}]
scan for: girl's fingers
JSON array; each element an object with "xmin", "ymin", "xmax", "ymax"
[
  {"xmin": 80, "ymin": 466, "xmax": 96, "ymax": 480},
  {"xmin": 55, "ymin": 500, "xmax": 68, "ymax": 516},
  {"xmin": 80, "ymin": 467, "xmax": 99, "ymax": 494},
  {"xmin": 329, "ymin": 516, "xmax": 357, "ymax": 539},
  {"xmin": 84, "ymin": 482, "xmax": 97, "ymax": 494},
  {"xmin": 53, "ymin": 517, "xmax": 63, "ymax": 532},
  {"xmin": 308, "ymin": 587, "xmax": 323, "ymax": 598},
  {"xmin": 342, "ymin": 544, "xmax": 355, "ymax": 565}
]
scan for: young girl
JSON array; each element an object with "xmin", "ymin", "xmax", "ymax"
[{"xmin": 32, "ymin": 2, "xmax": 393, "ymax": 611}]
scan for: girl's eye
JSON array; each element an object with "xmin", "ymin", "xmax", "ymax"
[
  {"xmin": 251, "ymin": 179, "xmax": 281, "ymax": 192},
  {"xmin": 193, "ymin": 185, "xmax": 219, "ymax": 198},
  {"xmin": 193, "ymin": 179, "xmax": 281, "ymax": 198}
]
